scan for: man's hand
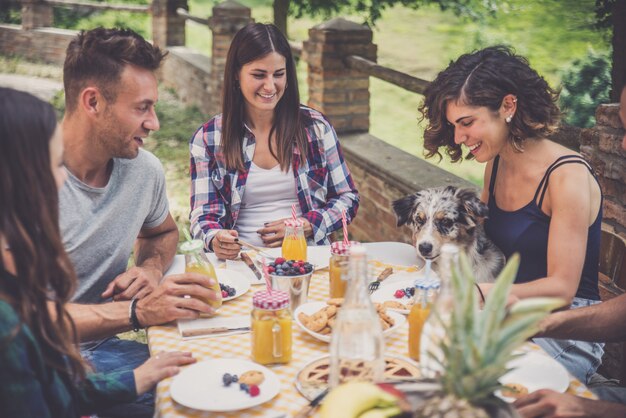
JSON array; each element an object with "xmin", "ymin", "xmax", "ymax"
[
  {"xmin": 101, "ymin": 266, "xmax": 162, "ymax": 301},
  {"xmin": 257, "ymin": 217, "xmax": 313, "ymax": 247},
  {"xmin": 134, "ymin": 272, "xmax": 218, "ymax": 327},
  {"xmin": 134, "ymin": 351, "xmax": 196, "ymax": 395},
  {"xmin": 514, "ymin": 389, "xmax": 593, "ymax": 418}
]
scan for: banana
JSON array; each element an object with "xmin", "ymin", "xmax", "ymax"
[{"xmin": 319, "ymin": 382, "xmax": 398, "ymax": 418}]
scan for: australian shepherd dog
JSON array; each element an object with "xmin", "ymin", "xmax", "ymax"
[{"xmin": 392, "ymin": 186, "xmax": 505, "ymax": 283}]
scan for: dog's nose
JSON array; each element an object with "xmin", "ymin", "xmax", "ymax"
[{"xmin": 418, "ymin": 242, "xmax": 433, "ymax": 256}]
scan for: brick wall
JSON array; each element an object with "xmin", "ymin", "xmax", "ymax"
[
  {"xmin": 0, "ymin": 24, "xmax": 74, "ymax": 65},
  {"xmin": 159, "ymin": 47, "xmax": 212, "ymax": 115},
  {"xmin": 581, "ymin": 103, "xmax": 626, "ymax": 237}
]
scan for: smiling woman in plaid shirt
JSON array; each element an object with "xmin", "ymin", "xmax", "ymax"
[{"xmin": 190, "ymin": 23, "xmax": 359, "ymax": 259}]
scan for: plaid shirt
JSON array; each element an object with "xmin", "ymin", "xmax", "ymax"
[
  {"xmin": 190, "ymin": 105, "xmax": 359, "ymax": 248},
  {"xmin": 0, "ymin": 282, "xmax": 135, "ymax": 417}
]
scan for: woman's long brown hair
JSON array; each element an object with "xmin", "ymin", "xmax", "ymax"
[
  {"xmin": 0, "ymin": 88, "xmax": 85, "ymax": 380},
  {"xmin": 221, "ymin": 23, "xmax": 308, "ymax": 172}
]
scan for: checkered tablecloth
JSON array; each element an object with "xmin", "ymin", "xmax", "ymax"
[{"xmin": 147, "ymin": 260, "xmax": 596, "ymax": 418}]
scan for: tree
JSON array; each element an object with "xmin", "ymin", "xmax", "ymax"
[
  {"xmin": 273, "ymin": 0, "xmax": 500, "ymax": 38},
  {"xmin": 595, "ymin": 0, "xmax": 625, "ymax": 101}
]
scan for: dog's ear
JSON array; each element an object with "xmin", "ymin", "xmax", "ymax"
[
  {"xmin": 392, "ymin": 194, "xmax": 418, "ymax": 227},
  {"xmin": 456, "ymin": 188, "xmax": 489, "ymax": 225}
]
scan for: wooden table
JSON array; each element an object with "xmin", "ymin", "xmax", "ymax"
[{"xmin": 148, "ymin": 257, "xmax": 596, "ymax": 418}]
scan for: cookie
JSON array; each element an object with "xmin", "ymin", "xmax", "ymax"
[
  {"xmin": 501, "ymin": 383, "xmax": 529, "ymax": 399},
  {"xmin": 327, "ymin": 298, "xmax": 344, "ymax": 306},
  {"xmin": 239, "ymin": 370, "xmax": 265, "ymax": 385},
  {"xmin": 382, "ymin": 300, "xmax": 407, "ymax": 310},
  {"xmin": 306, "ymin": 309, "xmax": 329, "ymax": 332}
]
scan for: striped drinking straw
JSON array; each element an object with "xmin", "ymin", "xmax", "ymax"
[
  {"xmin": 291, "ymin": 203, "xmax": 297, "ymax": 222},
  {"xmin": 341, "ymin": 209, "xmax": 349, "ymax": 246},
  {"xmin": 261, "ymin": 257, "xmax": 273, "ymax": 294}
]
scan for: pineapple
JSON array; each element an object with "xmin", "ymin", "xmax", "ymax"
[{"xmin": 414, "ymin": 253, "xmax": 565, "ymax": 418}]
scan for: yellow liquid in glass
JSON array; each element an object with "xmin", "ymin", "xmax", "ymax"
[
  {"xmin": 329, "ymin": 256, "xmax": 348, "ymax": 299},
  {"xmin": 408, "ymin": 303, "xmax": 431, "ymax": 361},
  {"xmin": 186, "ymin": 261, "xmax": 222, "ymax": 311},
  {"xmin": 251, "ymin": 309, "xmax": 292, "ymax": 364},
  {"xmin": 282, "ymin": 235, "xmax": 307, "ymax": 261}
]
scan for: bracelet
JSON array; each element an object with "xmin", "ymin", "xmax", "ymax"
[
  {"xmin": 474, "ymin": 282, "xmax": 486, "ymax": 304},
  {"xmin": 129, "ymin": 298, "xmax": 142, "ymax": 332}
]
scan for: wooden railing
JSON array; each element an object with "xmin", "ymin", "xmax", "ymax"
[
  {"xmin": 43, "ymin": 0, "xmax": 149, "ymax": 13},
  {"xmin": 175, "ymin": 7, "xmax": 206, "ymax": 25}
]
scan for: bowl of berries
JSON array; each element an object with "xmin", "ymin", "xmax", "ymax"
[{"xmin": 266, "ymin": 258, "xmax": 314, "ymax": 315}]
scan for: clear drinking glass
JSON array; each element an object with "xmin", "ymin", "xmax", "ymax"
[
  {"xmin": 180, "ymin": 239, "xmax": 222, "ymax": 316},
  {"xmin": 328, "ymin": 245, "xmax": 384, "ymax": 387}
]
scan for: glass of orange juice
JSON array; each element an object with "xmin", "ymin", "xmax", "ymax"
[
  {"xmin": 180, "ymin": 239, "xmax": 222, "ymax": 316},
  {"xmin": 251, "ymin": 289, "xmax": 292, "ymax": 365},
  {"xmin": 282, "ymin": 220, "xmax": 307, "ymax": 261},
  {"xmin": 408, "ymin": 280, "xmax": 439, "ymax": 361},
  {"xmin": 329, "ymin": 241, "xmax": 359, "ymax": 299}
]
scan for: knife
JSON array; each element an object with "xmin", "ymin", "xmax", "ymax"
[
  {"xmin": 293, "ymin": 388, "xmax": 329, "ymax": 418},
  {"xmin": 181, "ymin": 326, "xmax": 251, "ymax": 338},
  {"xmin": 240, "ymin": 252, "xmax": 264, "ymax": 281}
]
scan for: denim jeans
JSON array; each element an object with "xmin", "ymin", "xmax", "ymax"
[
  {"xmin": 81, "ymin": 337, "xmax": 153, "ymax": 418},
  {"xmin": 533, "ymin": 297, "xmax": 604, "ymax": 385}
]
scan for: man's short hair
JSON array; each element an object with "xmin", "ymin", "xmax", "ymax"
[{"xmin": 63, "ymin": 27, "xmax": 167, "ymax": 113}]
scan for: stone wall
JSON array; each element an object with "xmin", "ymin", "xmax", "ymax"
[
  {"xmin": 581, "ymin": 104, "xmax": 626, "ymax": 237},
  {"xmin": 0, "ymin": 24, "xmax": 74, "ymax": 65}
]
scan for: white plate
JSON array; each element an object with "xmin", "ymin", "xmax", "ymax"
[
  {"xmin": 170, "ymin": 358, "xmax": 281, "ymax": 412},
  {"xmin": 362, "ymin": 242, "xmax": 425, "ymax": 268},
  {"xmin": 255, "ymin": 245, "xmax": 331, "ymax": 270},
  {"xmin": 497, "ymin": 351, "xmax": 570, "ymax": 402},
  {"xmin": 216, "ymin": 268, "xmax": 251, "ymax": 301},
  {"xmin": 294, "ymin": 301, "xmax": 406, "ymax": 343},
  {"xmin": 370, "ymin": 278, "xmax": 419, "ymax": 314}
]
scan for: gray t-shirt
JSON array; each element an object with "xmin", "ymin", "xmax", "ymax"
[{"xmin": 59, "ymin": 149, "xmax": 169, "ymax": 303}]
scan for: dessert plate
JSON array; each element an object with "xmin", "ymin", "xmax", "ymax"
[
  {"xmin": 216, "ymin": 268, "xmax": 250, "ymax": 301},
  {"xmin": 294, "ymin": 301, "xmax": 405, "ymax": 343},
  {"xmin": 170, "ymin": 358, "xmax": 280, "ymax": 411}
]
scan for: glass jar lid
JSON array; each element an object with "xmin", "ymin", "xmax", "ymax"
[
  {"xmin": 330, "ymin": 241, "xmax": 360, "ymax": 255},
  {"xmin": 414, "ymin": 277, "xmax": 440, "ymax": 290},
  {"xmin": 179, "ymin": 239, "xmax": 204, "ymax": 254},
  {"xmin": 253, "ymin": 289, "xmax": 290, "ymax": 310}
]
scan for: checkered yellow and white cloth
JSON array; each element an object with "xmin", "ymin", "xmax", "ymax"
[{"xmin": 147, "ymin": 261, "xmax": 596, "ymax": 418}]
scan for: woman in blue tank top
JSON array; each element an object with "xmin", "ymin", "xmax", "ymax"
[{"xmin": 418, "ymin": 46, "xmax": 604, "ymax": 385}]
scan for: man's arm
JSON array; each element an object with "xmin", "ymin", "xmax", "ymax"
[
  {"xmin": 537, "ymin": 293, "xmax": 626, "ymax": 342},
  {"xmin": 63, "ymin": 272, "xmax": 218, "ymax": 342},
  {"xmin": 101, "ymin": 213, "xmax": 179, "ymax": 301}
]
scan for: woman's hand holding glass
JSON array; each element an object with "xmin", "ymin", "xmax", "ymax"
[{"xmin": 257, "ymin": 217, "xmax": 313, "ymax": 248}]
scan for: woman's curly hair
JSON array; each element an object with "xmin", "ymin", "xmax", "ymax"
[{"xmin": 419, "ymin": 45, "xmax": 561, "ymax": 162}]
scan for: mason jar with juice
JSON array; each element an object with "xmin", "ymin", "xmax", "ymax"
[
  {"xmin": 281, "ymin": 219, "xmax": 307, "ymax": 261},
  {"xmin": 180, "ymin": 239, "xmax": 222, "ymax": 315},
  {"xmin": 328, "ymin": 241, "xmax": 359, "ymax": 299},
  {"xmin": 251, "ymin": 289, "xmax": 292, "ymax": 365},
  {"xmin": 408, "ymin": 279, "xmax": 439, "ymax": 361}
]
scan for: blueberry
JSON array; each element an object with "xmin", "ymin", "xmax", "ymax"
[
  {"xmin": 240, "ymin": 382, "xmax": 248, "ymax": 391},
  {"xmin": 231, "ymin": 374, "xmax": 238, "ymax": 382},
  {"xmin": 223, "ymin": 373, "xmax": 232, "ymax": 386},
  {"xmin": 228, "ymin": 289, "xmax": 236, "ymax": 297}
]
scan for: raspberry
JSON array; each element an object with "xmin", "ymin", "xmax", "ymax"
[
  {"xmin": 299, "ymin": 267, "xmax": 305, "ymax": 274},
  {"xmin": 268, "ymin": 266, "xmax": 275, "ymax": 273},
  {"xmin": 221, "ymin": 290, "xmax": 228, "ymax": 298},
  {"xmin": 248, "ymin": 384, "xmax": 260, "ymax": 397},
  {"xmin": 394, "ymin": 289, "xmax": 405, "ymax": 298},
  {"xmin": 275, "ymin": 257, "xmax": 286, "ymax": 265}
]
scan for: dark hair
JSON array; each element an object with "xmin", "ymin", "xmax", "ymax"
[
  {"xmin": 63, "ymin": 27, "xmax": 167, "ymax": 113},
  {"xmin": 419, "ymin": 45, "xmax": 561, "ymax": 162},
  {"xmin": 0, "ymin": 88, "xmax": 85, "ymax": 380},
  {"xmin": 221, "ymin": 23, "xmax": 306, "ymax": 172}
]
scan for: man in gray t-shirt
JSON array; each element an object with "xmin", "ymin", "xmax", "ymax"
[{"xmin": 59, "ymin": 28, "xmax": 217, "ymax": 418}]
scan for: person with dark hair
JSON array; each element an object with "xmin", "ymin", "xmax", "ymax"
[
  {"xmin": 59, "ymin": 28, "xmax": 218, "ymax": 417},
  {"xmin": 513, "ymin": 82, "xmax": 626, "ymax": 418},
  {"xmin": 420, "ymin": 46, "xmax": 604, "ymax": 384},
  {"xmin": 0, "ymin": 87, "xmax": 196, "ymax": 417},
  {"xmin": 189, "ymin": 23, "xmax": 359, "ymax": 259}
]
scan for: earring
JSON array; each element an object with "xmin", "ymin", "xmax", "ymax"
[{"xmin": 505, "ymin": 115, "xmax": 512, "ymax": 123}]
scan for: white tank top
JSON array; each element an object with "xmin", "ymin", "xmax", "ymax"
[{"xmin": 236, "ymin": 161, "xmax": 302, "ymax": 246}]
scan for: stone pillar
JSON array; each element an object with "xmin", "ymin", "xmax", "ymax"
[
  {"xmin": 21, "ymin": 0, "xmax": 53, "ymax": 30},
  {"xmin": 152, "ymin": 0, "xmax": 187, "ymax": 47},
  {"xmin": 207, "ymin": 0, "xmax": 252, "ymax": 116},
  {"xmin": 580, "ymin": 103, "xmax": 626, "ymax": 236},
  {"xmin": 303, "ymin": 18, "xmax": 376, "ymax": 134}
]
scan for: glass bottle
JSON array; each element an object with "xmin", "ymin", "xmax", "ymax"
[
  {"xmin": 329, "ymin": 245, "xmax": 384, "ymax": 387},
  {"xmin": 419, "ymin": 243, "xmax": 459, "ymax": 377},
  {"xmin": 408, "ymin": 279, "xmax": 440, "ymax": 361},
  {"xmin": 281, "ymin": 219, "xmax": 307, "ymax": 262},
  {"xmin": 180, "ymin": 239, "xmax": 222, "ymax": 315},
  {"xmin": 328, "ymin": 241, "xmax": 358, "ymax": 299},
  {"xmin": 251, "ymin": 289, "xmax": 292, "ymax": 365}
]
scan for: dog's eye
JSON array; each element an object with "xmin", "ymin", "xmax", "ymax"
[
  {"xmin": 440, "ymin": 218, "xmax": 453, "ymax": 228},
  {"xmin": 415, "ymin": 216, "xmax": 425, "ymax": 226}
]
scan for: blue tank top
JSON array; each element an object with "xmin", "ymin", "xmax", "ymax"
[{"xmin": 484, "ymin": 155, "xmax": 601, "ymax": 300}]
